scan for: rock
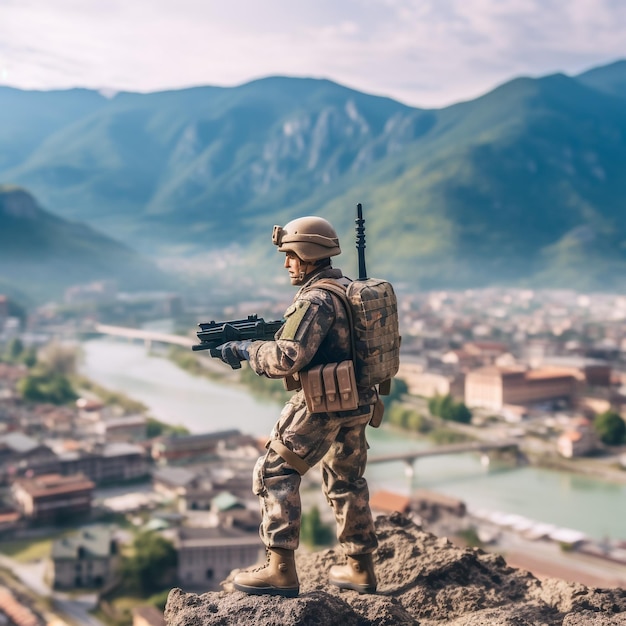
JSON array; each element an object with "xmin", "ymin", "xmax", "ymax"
[{"xmin": 165, "ymin": 513, "xmax": 626, "ymax": 626}]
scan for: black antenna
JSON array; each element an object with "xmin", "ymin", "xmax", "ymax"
[{"xmin": 355, "ymin": 203, "xmax": 368, "ymax": 281}]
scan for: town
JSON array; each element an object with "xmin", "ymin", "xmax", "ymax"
[{"xmin": 0, "ymin": 282, "xmax": 625, "ymax": 626}]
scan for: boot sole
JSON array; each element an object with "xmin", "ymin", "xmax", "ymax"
[
  {"xmin": 233, "ymin": 581, "xmax": 299, "ymax": 598},
  {"xmin": 329, "ymin": 580, "xmax": 377, "ymax": 594}
]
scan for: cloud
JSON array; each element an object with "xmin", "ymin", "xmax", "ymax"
[{"xmin": 0, "ymin": 0, "xmax": 624, "ymax": 106}]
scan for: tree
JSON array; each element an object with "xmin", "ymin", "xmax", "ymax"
[
  {"xmin": 446, "ymin": 402, "xmax": 472, "ymax": 424},
  {"xmin": 429, "ymin": 393, "xmax": 472, "ymax": 423},
  {"xmin": 146, "ymin": 417, "xmax": 190, "ymax": 438},
  {"xmin": 38, "ymin": 342, "xmax": 78, "ymax": 376},
  {"xmin": 301, "ymin": 506, "xmax": 334, "ymax": 547},
  {"xmin": 21, "ymin": 347, "xmax": 37, "ymax": 368},
  {"xmin": 406, "ymin": 411, "xmax": 429, "ymax": 433},
  {"xmin": 594, "ymin": 410, "xmax": 626, "ymax": 446},
  {"xmin": 124, "ymin": 532, "xmax": 178, "ymax": 594},
  {"xmin": 17, "ymin": 371, "xmax": 77, "ymax": 405},
  {"xmin": 3, "ymin": 338, "xmax": 24, "ymax": 363},
  {"xmin": 382, "ymin": 377, "xmax": 409, "ymax": 407}
]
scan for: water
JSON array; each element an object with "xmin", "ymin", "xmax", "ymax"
[
  {"xmin": 79, "ymin": 339, "xmax": 280, "ymax": 434},
  {"xmin": 79, "ymin": 337, "xmax": 626, "ymax": 541}
]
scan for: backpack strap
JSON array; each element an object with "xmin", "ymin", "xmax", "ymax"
[{"xmin": 307, "ymin": 278, "xmax": 357, "ymax": 367}]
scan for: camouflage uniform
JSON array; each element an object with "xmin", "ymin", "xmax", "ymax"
[{"xmin": 247, "ymin": 266, "xmax": 378, "ymax": 555}]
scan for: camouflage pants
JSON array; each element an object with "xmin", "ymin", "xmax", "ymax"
[{"xmin": 253, "ymin": 390, "xmax": 378, "ymax": 555}]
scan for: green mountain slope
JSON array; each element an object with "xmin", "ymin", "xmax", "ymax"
[
  {"xmin": 0, "ymin": 87, "xmax": 107, "ymax": 171},
  {"xmin": 0, "ymin": 186, "xmax": 171, "ymax": 302},
  {"xmin": 576, "ymin": 60, "xmax": 626, "ymax": 100},
  {"xmin": 1, "ymin": 62, "xmax": 626, "ymax": 291},
  {"xmin": 0, "ymin": 79, "xmax": 414, "ymax": 249},
  {"xmin": 280, "ymin": 73, "xmax": 626, "ymax": 290}
]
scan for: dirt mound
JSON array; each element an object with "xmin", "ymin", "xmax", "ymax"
[{"xmin": 165, "ymin": 513, "xmax": 626, "ymax": 626}]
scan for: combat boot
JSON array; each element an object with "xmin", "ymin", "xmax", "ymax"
[
  {"xmin": 329, "ymin": 553, "xmax": 377, "ymax": 593},
  {"xmin": 233, "ymin": 547, "xmax": 299, "ymax": 598}
]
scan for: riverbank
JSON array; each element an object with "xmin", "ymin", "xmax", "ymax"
[
  {"xmin": 165, "ymin": 344, "xmax": 290, "ymax": 404},
  {"xmin": 79, "ymin": 338, "xmax": 626, "ymax": 543},
  {"xmin": 167, "ymin": 338, "xmax": 626, "ymax": 494},
  {"xmin": 387, "ymin": 396, "xmax": 626, "ymax": 485},
  {"xmin": 524, "ymin": 449, "xmax": 626, "ymax": 484}
]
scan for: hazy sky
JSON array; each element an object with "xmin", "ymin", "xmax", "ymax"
[{"xmin": 1, "ymin": 0, "xmax": 624, "ymax": 107}]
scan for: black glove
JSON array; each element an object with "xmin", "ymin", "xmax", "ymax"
[{"xmin": 216, "ymin": 341, "xmax": 252, "ymax": 369}]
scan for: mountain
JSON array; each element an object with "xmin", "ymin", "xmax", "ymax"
[
  {"xmin": 0, "ymin": 186, "xmax": 171, "ymax": 302},
  {"xmin": 310, "ymin": 72, "xmax": 626, "ymax": 290},
  {"xmin": 576, "ymin": 59, "xmax": 626, "ymax": 100},
  {"xmin": 1, "ymin": 61, "xmax": 626, "ymax": 291},
  {"xmin": 0, "ymin": 80, "xmax": 414, "ymax": 251},
  {"xmin": 0, "ymin": 87, "xmax": 108, "ymax": 173}
]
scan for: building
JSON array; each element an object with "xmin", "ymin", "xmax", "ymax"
[
  {"xmin": 396, "ymin": 364, "xmax": 465, "ymax": 400},
  {"xmin": 174, "ymin": 526, "xmax": 262, "ymax": 592},
  {"xmin": 92, "ymin": 415, "xmax": 147, "ymax": 443},
  {"xmin": 37, "ymin": 405, "xmax": 76, "ymax": 437},
  {"xmin": 557, "ymin": 418, "xmax": 599, "ymax": 458},
  {"xmin": 49, "ymin": 526, "xmax": 120, "ymax": 589},
  {"xmin": 403, "ymin": 371, "xmax": 454, "ymax": 398},
  {"xmin": 369, "ymin": 490, "xmax": 411, "ymax": 516},
  {"xmin": 153, "ymin": 464, "xmax": 258, "ymax": 515},
  {"xmin": 153, "ymin": 466, "xmax": 198, "ymax": 500},
  {"xmin": 463, "ymin": 341, "xmax": 509, "ymax": 365},
  {"xmin": 465, "ymin": 366, "xmax": 579, "ymax": 411},
  {"xmin": 12, "ymin": 473, "xmax": 95, "ymax": 524},
  {"xmin": 0, "ymin": 507, "xmax": 21, "ymax": 533},
  {"xmin": 58, "ymin": 442, "xmax": 149, "ymax": 484},
  {"xmin": 540, "ymin": 357, "xmax": 611, "ymax": 387},
  {"xmin": 0, "ymin": 362, "xmax": 27, "ymax": 389},
  {"xmin": 152, "ymin": 465, "xmax": 216, "ymax": 512},
  {"xmin": 441, "ymin": 349, "xmax": 479, "ymax": 370},
  {"xmin": 151, "ymin": 430, "xmax": 242, "ymax": 465},
  {"xmin": 396, "ymin": 356, "xmax": 425, "ymax": 393},
  {"xmin": 0, "ymin": 432, "xmax": 60, "ymax": 484}
]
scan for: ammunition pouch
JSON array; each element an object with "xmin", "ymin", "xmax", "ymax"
[{"xmin": 299, "ymin": 360, "xmax": 359, "ymax": 414}]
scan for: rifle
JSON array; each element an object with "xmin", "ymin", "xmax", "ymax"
[{"xmin": 192, "ymin": 315, "xmax": 284, "ymax": 369}]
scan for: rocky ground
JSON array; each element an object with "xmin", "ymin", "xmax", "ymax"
[{"xmin": 165, "ymin": 513, "xmax": 626, "ymax": 626}]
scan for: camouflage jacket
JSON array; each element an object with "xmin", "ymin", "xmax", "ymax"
[{"xmin": 247, "ymin": 267, "xmax": 376, "ymax": 406}]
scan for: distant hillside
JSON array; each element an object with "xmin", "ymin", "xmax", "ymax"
[
  {"xmin": 308, "ymin": 72, "xmax": 626, "ymax": 290},
  {"xmin": 577, "ymin": 60, "xmax": 626, "ymax": 100},
  {"xmin": 0, "ymin": 80, "xmax": 413, "ymax": 251},
  {"xmin": 0, "ymin": 186, "xmax": 171, "ymax": 302},
  {"xmin": 1, "ymin": 61, "xmax": 626, "ymax": 291}
]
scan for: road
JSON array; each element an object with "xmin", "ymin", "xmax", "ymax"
[{"xmin": 0, "ymin": 553, "xmax": 106, "ymax": 626}]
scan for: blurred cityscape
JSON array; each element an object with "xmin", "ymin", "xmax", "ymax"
[{"xmin": 0, "ymin": 280, "xmax": 625, "ymax": 625}]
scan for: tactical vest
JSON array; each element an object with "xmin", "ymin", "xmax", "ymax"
[{"xmin": 315, "ymin": 277, "xmax": 401, "ymax": 391}]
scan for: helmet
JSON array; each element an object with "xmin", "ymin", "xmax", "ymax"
[{"xmin": 272, "ymin": 216, "xmax": 341, "ymax": 262}]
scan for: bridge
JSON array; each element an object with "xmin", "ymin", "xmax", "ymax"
[
  {"xmin": 92, "ymin": 324, "xmax": 195, "ymax": 349},
  {"xmin": 369, "ymin": 440, "xmax": 520, "ymax": 478}
]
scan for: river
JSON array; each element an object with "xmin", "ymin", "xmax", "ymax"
[{"xmin": 79, "ymin": 337, "xmax": 626, "ymax": 542}]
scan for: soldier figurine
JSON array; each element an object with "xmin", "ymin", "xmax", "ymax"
[{"xmin": 216, "ymin": 216, "xmax": 379, "ymax": 598}]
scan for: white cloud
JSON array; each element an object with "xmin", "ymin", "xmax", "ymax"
[{"xmin": 0, "ymin": 0, "xmax": 624, "ymax": 106}]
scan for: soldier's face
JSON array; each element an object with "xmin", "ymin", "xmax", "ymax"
[{"xmin": 284, "ymin": 252, "xmax": 311, "ymax": 285}]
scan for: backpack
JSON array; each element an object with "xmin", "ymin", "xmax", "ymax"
[{"xmin": 315, "ymin": 277, "xmax": 401, "ymax": 393}]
